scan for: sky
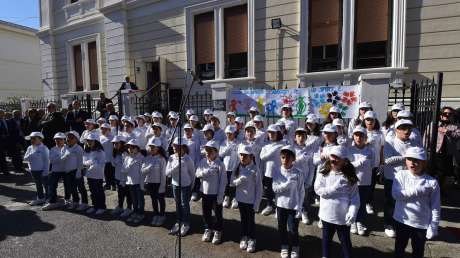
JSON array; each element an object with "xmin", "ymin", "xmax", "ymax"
[{"xmin": 0, "ymin": 0, "xmax": 40, "ymax": 29}]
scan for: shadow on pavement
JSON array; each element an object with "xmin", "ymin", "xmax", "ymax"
[{"xmin": 0, "ymin": 183, "xmax": 36, "ymax": 203}]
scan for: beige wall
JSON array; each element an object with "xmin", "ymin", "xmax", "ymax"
[{"xmin": 405, "ymin": 0, "xmax": 460, "ymax": 107}]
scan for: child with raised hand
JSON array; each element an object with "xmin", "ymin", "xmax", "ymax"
[
  {"xmin": 142, "ymin": 138, "xmax": 167, "ymax": 226},
  {"xmin": 273, "ymin": 146, "xmax": 305, "ymax": 258},
  {"xmin": 166, "ymin": 137, "xmax": 196, "ymax": 237},
  {"xmin": 24, "ymin": 132, "xmax": 49, "ymax": 206},
  {"xmin": 314, "ymin": 145, "xmax": 360, "ymax": 258},
  {"xmin": 194, "ymin": 124, "xmax": 216, "ymax": 202},
  {"xmin": 220, "ymin": 125, "xmax": 240, "ymax": 209},
  {"xmin": 231, "ymin": 144, "xmax": 262, "ymax": 253},
  {"xmin": 111, "ymin": 136, "xmax": 133, "ymax": 218},
  {"xmin": 123, "ymin": 139, "xmax": 145, "ymax": 224},
  {"xmin": 196, "ymin": 140, "xmax": 227, "ymax": 245},
  {"xmin": 64, "ymin": 131, "xmax": 84, "ymax": 210},
  {"xmin": 348, "ymin": 126, "xmax": 374, "ymax": 236},
  {"xmin": 392, "ymin": 147, "xmax": 441, "ymax": 258}
]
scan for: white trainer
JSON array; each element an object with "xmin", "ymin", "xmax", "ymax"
[
  {"xmin": 280, "ymin": 245, "xmax": 289, "ymax": 258},
  {"xmin": 291, "ymin": 246, "xmax": 300, "ymax": 258},
  {"xmin": 384, "ymin": 225, "xmax": 396, "ymax": 238},
  {"xmin": 212, "ymin": 231, "xmax": 222, "ymax": 245},
  {"xmin": 357, "ymin": 222, "xmax": 367, "ymax": 236},
  {"xmin": 366, "ymin": 204, "xmax": 375, "ymax": 215},
  {"xmin": 202, "ymin": 229, "xmax": 213, "ymax": 242},
  {"xmin": 261, "ymin": 205, "xmax": 274, "ymax": 216},
  {"xmin": 231, "ymin": 199, "xmax": 239, "ymax": 209},
  {"xmin": 239, "ymin": 236, "xmax": 248, "ymax": 250},
  {"xmin": 350, "ymin": 223, "xmax": 358, "ymax": 234},
  {"xmin": 30, "ymin": 198, "xmax": 45, "ymax": 206},
  {"xmin": 246, "ymin": 239, "xmax": 256, "ymax": 253}
]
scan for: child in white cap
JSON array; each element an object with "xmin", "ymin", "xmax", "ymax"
[
  {"xmin": 100, "ymin": 123, "xmax": 115, "ymax": 190},
  {"xmin": 183, "ymin": 123, "xmax": 201, "ymax": 165},
  {"xmin": 252, "ymin": 115, "xmax": 267, "ymax": 145},
  {"xmin": 220, "ymin": 125, "xmax": 241, "ymax": 209},
  {"xmin": 108, "ymin": 115, "xmax": 120, "ymax": 138},
  {"xmin": 24, "ymin": 132, "xmax": 49, "ymax": 206},
  {"xmin": 210, "ymin": 115, "xmax": 226, "ymax": 145},
  {"xmin": 278, "ymin": 104, "xmax": 296, "ymax": 143},
  {"xmin": 348, "ymin": 101, "xmax": 373, "ymax": 138},
  {"xmin": 392, "ymin": 147, "xmax": 441, "ymax": 258},
  {"xmin": 333, "ymin": 118, "xmax": 349, "ymax": 147},
  {"xmin": 64, "ymin": 131, "xmax": 85, "ymax": 210},
  {"xmin": 234, "ymin": 117, "xmax": 246, "ymax": 142},
  {"xmin": 385, "ymin": 110, "xmax": 423, "ymax": 146},
  {"xmin": 123, "ymin": 139, "xmax": 145, "ymax": 223},
  {"xmin": 382, "ymin": 103, "xmax": 405, "ymax": 137},
  {"xmin": 81, "ymin": 119, "xmax": 100, "ymax": 144},
  {"xmin": 110, "ymin": 136, "xmax": 133, "ymax": 218},
  {"xmin": 314, "ymin": 145, "xmax": 360, "ymax": 258}
]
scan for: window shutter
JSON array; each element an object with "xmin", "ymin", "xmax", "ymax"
[
  {"xmin": 88, "ymin": 41, "xmax": 99, "ymax": 91},
  {"xmin": 310, "ymin": 0, "xmax": 340, "ymax": 47},
  {"xmin": 356, "ymin": 0, "xmax": 389, "ymax": 43},
  {"xmin": 224, "ymin": 4, "xmax": 248, "ymax": 55},
  {"xmin": 194, "ymin": 12, "xmax": 215, "ymax": 65},
  {"xmin": 73, "ymin": 45, "xmax": 83, "ymax": 91}
]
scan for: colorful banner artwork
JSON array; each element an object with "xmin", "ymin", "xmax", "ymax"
[{"xmin": 309, "ymin": 85, "xmax": 360, "ymax": 118}]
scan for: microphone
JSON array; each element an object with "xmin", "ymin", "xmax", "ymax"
[{"xmin": 188, "ymin": 70, "xmax": 204, "ymax": 86}]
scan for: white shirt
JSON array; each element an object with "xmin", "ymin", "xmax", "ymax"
[
  {"xmin": 293, "ymin": 143, "xmax": 315, "ymax": 187},
  {"xmin": 260, "ymin": 141, "xmax": 284, "ymax": 178},
  {"xmin": 83, "ymin": 150, "xmax": 106, "ymax": 179},
  {"xmin": 383, "ymin": 137, "xmax": 419, "ymax": 180},
  {"xmin": 196, "ymin": 158, "xmax": 227, "ymax": 203},
  {"xmin": 213, "ymin": 128, "xmax": 226, "ymax": 145},
  {"xmin": 23, "ymin": 143, "xmax": 49, "ymax": 175},
  {"xmin": 141, "ymin": 155, "xmax": 167, "ymax": 193},
  {"xmin": 230, "ymin": 161, "xmax": 263, "ymax": 211},
  {"xmin": 165, "ymin": 154, "xmax": 195, "ymax": 187},
  {"xmin": 122, "ymin": 152, "xmax": 144, "ymax": 185},
  {"xmin": 272, "ymin": 166, "xmax": 305, "ymax": 212},
  {"xmin": 219, "ymin": 138, "xmax": 240, "ymax": 172},
  {"xmin": 64, "ymin": 144, "xmax": 84, "ymax": 175},
  {"xmin": 349, "ymin": 144, "xmax": 374, "ymax": 186},
  {"xmin": 100, "ymin": 133, "xmax": 114, "ymax": 163},
  {"xmin": 392, "ymin": 170, "xmax": 441, "ymax": 229},
  {"xmin": 49, "ymin": 146, "xmax": 68, "ymax": 173},
  {"xmin": 314, "ymin": 170, "xmax": 360, "ymax": 225},
  {"xmin": 184, "ymin": 136, "xmax": 201, "ymax": 165},
  {"xmin": 367, "ymin": 129, "xmax": 385, "ymax": 167},
  {"xmin": 111, "ymin": 154, "xmax": 125, "ymax": 182},
  {"xmin": 278, "ymin": 117, "xmax": 296, "ymax": 143}
]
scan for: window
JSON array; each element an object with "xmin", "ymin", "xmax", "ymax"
[
  {"xmin": 73, "ymin": 45, "xmax": 83, "ymax": 91},
  {"xmin": 354, "ymin": 0, "xmax": 391, "ymax": 69},
  {"xmin": 309, "ymin": 0, "xmax": 341, "ymax": 72},
  {"xmin": 194, "ymin": 12, "xmax": 216, "ymax": 80},
  {"xmin": 224, "ymin": 4, "xmax": 248, "ymax": 78},
  {"xmin": 69, "ymin": 36, "xmax": 100, "ymax": 92},
  {"xmin": 88, "ymin": 41, "xmax": 99, "ymax": 90}
]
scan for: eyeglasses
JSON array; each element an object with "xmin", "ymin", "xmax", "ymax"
[{"xmin": 442, "ymin": 112, "xmax": 453, "ymax": 117}]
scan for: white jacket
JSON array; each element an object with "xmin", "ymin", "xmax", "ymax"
[
  {"xmin": 293, "ymin": 143, "xmax": 315, "ymax": 187},
  {"xmin": 111, "ymin": 153, "xmax": 126, "ymax": 183},
  {"xmin": 260, "ymin": 141, "xmax": 284, "ymax": 178},
  {"xmin": 100, "ymin": 134, "xmax": 114, "ymax": 163},
  {"xmin": 122, "ymin": 152, "xmax": 144, "ymax": 185},
  {"xmin": 83, "ymin": 150, "xmax": 106, "ymax": 179},
  {"xmin": 196, "ymin": 158, "xmax": 227, "ymax": 204},
  {"xmin": 141, "ymin": 155, "xmax": 167, "ymax": 193},
  {"xmin": 383, "ymin": 137, "xmax": 420, "ymax": 180},
  {"xmin": 230, "ymin": 161, "xmax": 263, "ymax": 211},
  {"xmin": 165, "ymin": 154, "xmax": 195, "ymax": 187},
  {"xmin": 367, "ymin": 129, "xmax": 385, "ymax": 167},
  {"xmin": 49, "ymin": 146, "xmax": 69, "ymax": 172},
  {"xmin": 23, "ymin": 143, "xmax": 49, "ymax": 175},
  {"xmin": 63, "ymin": 144, "xmax": 84, "ymax": 175},
  {"xmin": 219, "ymin": 139, "xmax": 240, "ymax": 172},
  {"xmin": 272, "ymin": 166, "xmax": 305, "ymax": 213},
  {"xmin": 349, "ymin": 144, "xmax": 374, "ymax": 186}
]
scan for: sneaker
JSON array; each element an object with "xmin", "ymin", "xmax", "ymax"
[
  {"xmin": 104, "ymin": 184, "xmax": 111, "ymax": 190},
  {"xmin": 317, "ymin": 220, "xmax": 323, "ymax": 229},
  {"xmin": 231, "ymin": 198, "xmax": 239, "ymax": 209},
  {"xmin": 42, "ymin": 202, "xmax": 60, "ymax": 211},
  {"xmin": 30, "ymin": 198, "xmax": 46, "ymax": 206},
  {"xmin": 111, "ymin": 206, "xmax": 123, "ymax": 216},
  {"xmin": 180, "ymin": 224, "xmax": 190, "ymax": 236},
  {"xmin": 76, "ymin": 203, "xmax": 89, "ymax": 211},
  {"xmin": 212, "ymin": 231, "xmax": 222, "ymax": 245},
  {"xmin": 314, "ymin": 197, "xmax": 320, "ymax": 206},
  {"xmin": 127, "ymin": 214, "xmax": 137, "ymax": 223},
  {"xmin": 357, "ymin": 222, "xmax": 367, "ymax": 236},
  {"xmin": 246, "ymin": 239, "xmax": 256, "ymax": 253},
  {"xmin": 223, "ymin": 196, "xmax": 231, "ymax": 208},
  {"xmin": 120, "ymin": 208, "xmax": 133, "ymax": 218},
  {"xmin": 202, "ymin": 229, "xmax": 213, "ymax": 242},
  {"xmin": 191, "ymin": 192, "xmax": 200, "ymax": 202},
  {"xmin": 350, "ymin": 223, "xmax": 358, "ymax": 234},
  {"xmin": 366, "ymin": 204, "xmax": 375, "ymax": 215},
  {"xmin": 66, "ymin": 202, "xmax": 77, "ymax": 210},
  {"xmin": 281, "ymin": 245, "xmax": 289, "ymax": 258},
  {"xmin": 133, "ymin": 213, "xmax": 144, "ymax": 223},
  {"xmin": 384, "ymin": 225, "xmax": 396, "ymax": 238},
  {"xmin": 261, "ymin": 205, "xmax": 274, "ymax": 216},
  {"xmin": 291, "ymin": 246, "xmax": 300, "ymax": 258},
  {"xmin": 151, "ymin": 216, "xmax": 159, "ymax": 226},
  {"xmin": 86, "ymin": 207, "xmax": 96, "ymax": 214},
  {"xmin": 169, "ymin": 223, "xmax": 180, "ymax": 235},
  {"xmin": 156, "ymin": 216, "xmax": 166, "ymax": 226},
  {"xmin": 95, "ymin": 209, "xmax": 105, "ymax": 215},
  {"xmin": 239, "ymin": 236, "xmax": 248, "ymax": 250},
  {"xmin": 301, "ymin": 211, "xmax": 308, "ymax": 224}
]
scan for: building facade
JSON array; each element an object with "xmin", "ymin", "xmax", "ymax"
[
  {"xmin": 37, "ymin": 0, "xmax": 460, "ymax": 109},
  {"xmin": 0, "ymin": 20, "xmax": 42, "ymax": 101}
]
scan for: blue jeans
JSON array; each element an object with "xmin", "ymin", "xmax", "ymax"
[
  {"xmin": 172, "ymin": 185, "xmax": 191, "ymax": 225},
  {"xmin": 357, "ymin": 185, "xmax": 372, "ymax": 223},
  {"xmin": 384, "ymin": 179, "xmax": 395, "ymax": 226},
  {"xmin": 322, "ymin": 221, "xmax": 352, "ymax": 258},
  {"xmin": 128, "ymin": 184, "xmax": 145, "ymax": 214},
  {"xmin": 277, "ymin": 207, "xmax": 300, "ymax": 247},
  {"xmin": 87, "ymin": 178, "xmax": 106, "ymax": 209},
  {"xmin": 30, "ymin": 170, "xmax": 49, "ymax": 200}
]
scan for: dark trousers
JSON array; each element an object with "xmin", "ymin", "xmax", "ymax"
[
  {"xmin": 146, "ymin": 183, "xmax": 165, "ymax": 216},
  {"xmin": 394, "ymin": 221, "xmax": 427, "ymax": 258},
  {"xmin": 30, "ymin": 170, "xmax": 48, "ymax": 200},
  {"xmin": 303, "ymin": 185, "xmax": 314, "ymax": 215},
  {"xmin": 368, "ymin": 167, "xmax": 378, "ymax": 204},
  {"xmin": 116, "ymin": 180, "xmax": 132, "ymax": 209},
  {"xmin": 224, "ymin": 171, "xmax": 235, "ymax": 198},
  {"xmin": 49, "ymin": 172, "xmax": 72, "ymax": 203},
  {"xmin": 128, "ymin": 184, "xmax": 144, "ymax": 214},
  {"xmin": 0, "ymin": 145, "xmax": 7, "ymax": 173},
  {"xmin": 192, "ymin": 178, "xmax": 201, "ymax": 195},
  {"xmin": 262, "ymin": 176, "xmax": 274, "ymax": 207},
  {"xmin": 172, "ymin": 185, "xmax": 191, "ymax": 225},
  {"xmin": 384, "ymin": 179, "xmax": 395, "ymax": 226},
  {"xmin": 7, "ymin": 143, "xmax": 22, "ymax": 171},
  {"xmin": 357, "ymin": 185, "xmax": 372, "ymax": 223},
  {"xmin": 277, "ymin": 207, "xmax": 300, "ymax": 247},
  {"xmin": 74, "ymin": 177, "xmax": 88, "ymax": 204},
  {"xmin": 238, "ymin": 202, "xmax": 256, "ymax": 239},
  {"xmin": 201, "ymin": 194, "xmax": 223, "ymax": 231},
  {"xmin": 87, "ymin": 178, "xmax": 106, "ymax": 209},
  {"xmin": 66, "ymin": 170, "xmax": 78, "ymax": 202},
  {"xmin": 322, "ymin": 220, "xmax": 352, "ymax": 258},
  {"xmin": 104, "ymin": 163, "xmax": 116, "ymax": 187}
]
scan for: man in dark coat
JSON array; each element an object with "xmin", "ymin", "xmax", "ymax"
[
  {"xmin": 119, "ymin": 76, "xmax": 138, "ymax": 91},
  {"xmin": 0, "ymin": 109, "xmax": 10, "ymax": 175},
  {"xmin": 40, "ymin": 103, "xmax": 67, "ymax": 148},
  {"xmin": 66, "ymin": 100, "xmax": 90, "ymax": 135},
  {"xmin": 6, "ymin": 110, "xmax": 26, "ymax": 172}
]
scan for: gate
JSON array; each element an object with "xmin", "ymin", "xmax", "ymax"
[{"xmin": 131, "ymin": 82, "xmax": 169, "ymax": 116}]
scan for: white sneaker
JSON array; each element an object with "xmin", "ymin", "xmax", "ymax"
[
  {"xmin": 239, "ymin": 236, "xmax": 248, "ymax": 250},
  {"xmin": 261, "ymin": 205, "xmax": 274, "ymax": 216},
  {"xmin": 151, "ymin": 216, "xmax": 159, "ymax": 226},
  {"xmin": 317, "ymin": 220, "xmax": 323, "ymax": 229},
  {"xmin": 212, "ymin": 231, "xmax": 222, "ymax": 245},
  {"xmin": 280, "ymin": 245, "xmax": 289, "ymax": 258},
  {"xmin": 357, "ymin": 222, "xmax": 367, "ymax": 236},
  {"xmin": 231, "ymin": 199, "xmax": 239, "ymax": 209},
  {"xmin": 366, "ymin": 204, "xmax": 375, "ymax": 215},
  {"xmin": 180, "ymin": 224, "xmax": 190, "ymax": 236},
  {"xmin": 95, "ymin": 209, "xmax": 105, "ymax": 215},
  {"xmin": 314, "ymin": 198, "xmax": 320, "ymax": 206},
  {"xmin": 191, "ymin": 192, "xmax": 200, "ymax": 202},
  {"xmin": 291, "ymin": 246, "xmax": 300, "ymax": 258},
  {"xmin": 202, "ymin": 229, "xmax": 213, "ymax": 242},
  {"xmin": 42, "ymin": 202, "xmax": 60, "ymax": 211},
  {"xmin": 86, "ymin": 207, "xmax": 96, "ymax": 214},
  {"xmin": 30, "ymin": 198, "xmax": 46, "ymax": 206},
  {"xmin": 169, "ymin": 223, "xmax": 180, "ymax": 235},
  {"xmin": 384, "ymin": 225, "xmax": 396, "ymax": 238},
  {"xmin": 350, "ymin": 223, "xmax": 358, "ymax": 234},
  {"xmin": 246, "ymin": 239, "xmax": 256, "ymax": 253},
  {"xmin": 111, "ymin": 206, "xmax": 123, "ymax": 216},
  {"xmin": 76, "ymin": 203, "xmax": 89, "ymax": 211},
  {"xmin": 156, "ymin": 216, "xmax": 166, "ymax": 226},
  {"xmin": 223, "ymin": 196, "xmax": 231, "ymax": 208},
  {"xmin": 120, "ymin": 208, "xmax": 133, "ymax": 218}
]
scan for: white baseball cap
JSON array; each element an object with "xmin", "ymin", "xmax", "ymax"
[
  {"xmin": 359, "ymin": 102, "xmax": 372, "ymax": 109},
  {"xmin": 136, "ymin": 115, "xmax": 146, "ymax": 121},
  {"xmin": 395, "ymin": 119, "xmax": 413, "ymax": 129},
  {"xmin": 108, "ymin": 115, "xmax": 118, "ymax": 121},
  {"xmin": 249, "ymin": 106, "xmax": 258, "ymax": 112},
  {"xmin": 329, "ymin": 106, "xmax": 341, "ymax": 113},
  {"xmin": 25, "ymin": 132, "xmax": 44, "ymax": 140},
  {"xmin": 281, "ymin": 104, "xmax": 292, "ymax": 110},
  {"xmin": 391, "ymin": 103, "xmax": 405, "ymax": 111},
  {"xmin": 332, "ymin": 118, "xmax": 345, "ymax": 127},
  {"xmin": 210, "ymin": 115, "xmax": 220, "ymax": 122},
  {"xmin": 126, "ymin": 139, "xmax": 140, "ymax": 147},
  {"xmin": 100, "ymin": 123, "xmax": 111, "ymax": 129},
  {"xmin": 404, "ymin": 147, "xmax": 427, "ymax": 161},
  {"xmin": 227, "ymin": 111, "xmax": 236, "ymax": 117},
  {"xmin": 306, "ymin": 114, "xmax": 320, "ymax": 124},
  {"xmin": 186, "ymin": 109, "xmax": 195, "ymax": 116},
  {"xmin": 203, "ymin": 109, "xmax": 213, "ymax": 115},
  {"xmin": 295, "ymin": 127, "xmax": 307, "ymax": 133},
  {"xmin": 169, "ymin": 112, "xmax": 179, "ymax": 120},
  {"xmin": 204, "ymin": 140, "xmax": 219, "ymax": 150},
  {"xmin": 111, "ymin": 135, "xmax": 126, "ymax": 143},
  {"xmin": 253, "ymin": 115, "xmax": 263, "ymax": 122},
  {"xmin": 97, "ymin": 117, "xmax": 106, "ymax": 123},
  {"xmin": 364, "ymin": 111, "xmax": 377, "ymax": 120},
  {"xmin": 322, "ymin": 123, "xmax": 337, "ymax": 133},
  {"xmin": 151, "ymin": 123, "xmax": 163, "ymax": 130},
  {"xmin": 397, "ymin": 110, "xmax": 412, "ymax": 118},
  {"xmin": 183, "ymin": 123, "xmax": 193, "ymax": 130},
  {"xmin": 245, "ymin": 121, "xmax": 256, "ymax": 129},
  {"xmin": 124, "ymin": 118, "xmax": 135, "ymax": 126},
  {"xmin": 267, "ymin": 124, "xmax": 281, "ymax": 132},
  {"xmin": 147, "ymin": 137, "xmax": 162, "ymax": 147},
  {"xmin": 189, "ymin": 115, "xmax": 199, "ymax": 122},
  {"xmin": 53, "ymin": 132, "xmax": 66, "ymax": 139},
  {"xmin": 352, "ymin": 126, "xmax": 367, "ymax": 135},
  {"xmin": 66, "ymin": 131, "xmax": 80, "ymax": 140},
  {"xmin": 202, "ymin": 124, "xmax": 214, "ymax": 132},
  {"xmin": 280, "ymin": 145, "xmax": 296, "ymax": 157},
  {"xmin": 85, "ymin": 133, "xmax": 100, "ymax": 142},
  {"xmin": 152, "ymin": 112, "xmax": 162, "ymax": 118},
  {"xmin": 238, "ymin": 144, "xmax": 253, "ymax": 155},
  {"xmin": 84, "ymin": 119, "xmax": 97, "ymax": 125},
  {"xmin": 225, "ymin": 125, "xmax": 237, "ymax": 134},
  {"xmin": 172, "ymin": 137, "xmax": 187, "ymax": 146},
  {"xmin": 121, "ymin": 115, "xmax": 129, "ymax": 121},
  {"xmin": 329, "ymin": 146, "xmax": 348, "ymax": 159},
  {"xmin": 235, "ymin": 117, "xmax": 245, "ymax": 124},
  {"xmin": 143, "ymin": 113, "xmax": 152, "ymax": 117}
]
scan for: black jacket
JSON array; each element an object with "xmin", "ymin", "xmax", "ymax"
[
  {"xmin": 66, "ymin": 109, "xmax": 90, "ymax": 135},
  {"xmin": 41, "ymin": 112, "xmax": 67, "ymax": 148}
]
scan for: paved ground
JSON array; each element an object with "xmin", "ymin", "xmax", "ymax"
[{"xmin": 1, "ymin": 170, "xmax": 460, "ymax": 258}]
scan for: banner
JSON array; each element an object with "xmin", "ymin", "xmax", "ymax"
[{"xmin": 228, "ymin": 85, "xmax": 360, "ymax": 118}]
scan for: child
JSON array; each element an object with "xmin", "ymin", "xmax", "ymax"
[
  {"xmin": 183, "ymin": 123, "xmax": 201, "ymax": 165},
  {"xmin": 382, "ymin": 103, "xmax": 405, "ymax": 137},
  {"xmin": 108, "ymin": 115, "xmax": 120, "ymax": 136},
  {"xmin": 314, "ymin": 145, "xmax": 360, "ymax": 258},
  {"xmin": 100, "ymin": 123, "xmax": 115, "ymax": 190},
  {"xmin": 142, "ymin": 138, "xmax": 167, "ymax": 226},
  {"xmin": 43, "ymin": 132, "xmax": 72, "ymax": 211},
  {"xmin": 231, "ymin": 144, "xmax": 262, "ymax": 253},
  {"xmin": 277, "ymin": 104, "xmax": 296, "ymax": 143},
  {"xmin": 253, "ymin": 115, "xmax": 267, "ymax": 145},
  {"xmin": 260, "ymin": 124, "xmax": 285, "ymax": 216},
  {"xmin": 348, "ymin": 101, "xmax": 372, "ymax": 138},
  {"xmin": 166, "ymin": 137, "xmax": 196, "ymax": 236},
  {"xmin": 348, "ymin": 126, "xmax": 374, "ymax": 235},
  {"xmin": 123, "ymin": 139, "xmax": 145, "ymax": 224},
  {"xmin": 83, "ymin": 133, "xmax": 106, "ymax": 215},
  {"xmin": 196, "ymin": 140, "xmax": 227, "ymax": 244},
  {"xmin": 64, "ymin": 131, "xmax": 84, "ymax": 210},
  {"xmin": 272, "ymin": 146, "xmax": 305, "ymax": 258},
  {"xmin": 194, "ymin": 123, "xmax": 216, "ymax": 201},
  {"xmin": 392, "ymin": 147, "xmax": 441, "ymax": 258},
  {"xmin": 220, "ymin": 125, "xmax": 240, "ymax": 209},
  {"xmin": 333, "ymin": 118, "xmax": 349, "ymax": 147},
  {"xmin": 81, "ymin": 119, "xmax": 100, "ymax": 144},
  {"xmin": 24, "ymin": 132, "xmax": 49, "ymax": 206},
  {"xmin": 210, "ymin": 115, "xmax": 226, "ymax": 145},
  {"xmin": 110, "ymin": 136, "xmax": 133, "ymax": 218}
]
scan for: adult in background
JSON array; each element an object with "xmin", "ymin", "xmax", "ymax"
[
  {"xmin": 7, "ymin": 110, "xmax": 26, "ymax": 172},
  {"xmin": 102, "ymin": 103, "xmax": 118, "ymax": 121},
  {"xmin": 66, "ymin": 100, "xmax": 90, "ymax": 135},
  {"xmin": 0, "ymin": 109, "xmax": 10, "ymax": 175},
  {"xmin": 40, "ymin": 103, "xmax": 67, "ymax": 148},
  {"xmin": 119, "ymin": 76, "xmax": 138, "ymax": 91},
  {"xmin": 96, "ymin": 93, "xmax": 113, "ymax": 114}
]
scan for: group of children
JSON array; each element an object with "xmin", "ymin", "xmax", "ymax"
[{"xmin": 24, "ymin": 102, "xmax": 440, "ymax": 258}]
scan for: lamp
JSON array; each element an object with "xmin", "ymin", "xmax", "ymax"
[{"xmin": 271, "ymin": 18, "xmax": 282, "ymax": 29}]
